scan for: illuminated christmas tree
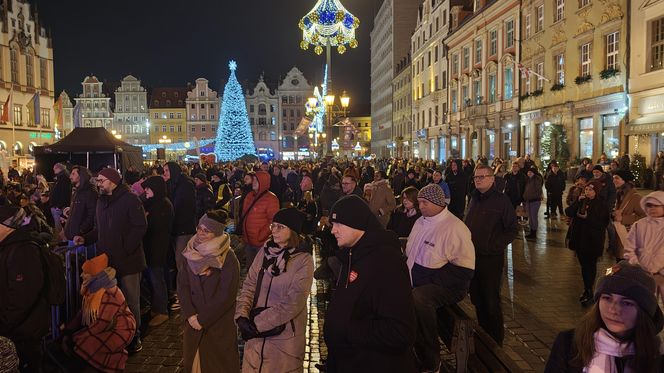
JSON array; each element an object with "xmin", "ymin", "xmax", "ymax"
[{"xmin": 214, "ymin": 60, "xmax": 256, "ymax": 161}]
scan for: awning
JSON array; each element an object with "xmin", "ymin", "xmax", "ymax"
[{"xmin": 627, "ymin": 114, "xmax": 664, "ymax": 135}]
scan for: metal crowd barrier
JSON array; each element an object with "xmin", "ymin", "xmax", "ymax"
[{"xmin": 49, "ymin": 243, "xmax": 97, "ymax": 341}]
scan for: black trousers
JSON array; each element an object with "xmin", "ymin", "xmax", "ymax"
[
  {"xmin": 547, "ymin": 192, "xmax": 564, "ymax": 215},
  {"xmin": 413, "ymin": 284, "xmax": 462, "ymax": 369},
  {"xmin": 577, "ymin": 253, "xmax": 598, "ymax": 291},
  {"xmin": 470, "ymin": 254, "xmax": 505, "ymax": 346}
]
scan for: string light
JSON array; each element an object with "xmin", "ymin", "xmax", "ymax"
[{"xmin": 299, "ymin": 0, "xmax": 360, "ymax": 55}]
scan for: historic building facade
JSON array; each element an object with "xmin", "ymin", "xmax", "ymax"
[
  {"xmin": 245, "ymin": 76, "xmax": 279, "ymax": 160},
  {"xmin": 446, "ymin": 0, "xmax": 520, "ymax": 162},
  {"xmin": 393, "ymin": 54, "xmax": 412, "ymax": 158},
  {"xmin": 371, "ymin": 0, "xmax": 420, "ymax": 157},
  {"xmin": 411, "ymin": 0, "xmax": 450, "ymax": 162},
  {"xmin": 55, "ymin": 90, "xmax": 73, "ymax": 137},
  {"xmin": 627, "ymin": 0, "xmax": 664, "ymax": 166},
  {"xmin": 0, "ymin": 0, "xmax": 55, "ymax": 157},
  {"xmin": 186, "ymin": 78, "xmax": 219, "ymax": 143},
  {"xmin": 74, "ymin": 76, "xmax": 113, "ymax": 130},
  {"xmin": 277, "ymin": 67, "xmax": 311, "ymax": 160},
  {"xmin": 148, "ymin": 87, "xmax": 188, "ymax": 144},
  {"xmin": 519, "ymin": 0, "xmax": 628, "ymax": 164},
  {"xmin": 113, "ymin": 75, "xmax": 149, "ymax": 144}
]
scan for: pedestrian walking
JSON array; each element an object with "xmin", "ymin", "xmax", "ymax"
[
  {"xmin": 178, "ymin": 210, "xmax": 240, "ymax": 373},
  {"xmin": 523, "ymin": 166, "xmax": 544, "ymax": 239}
]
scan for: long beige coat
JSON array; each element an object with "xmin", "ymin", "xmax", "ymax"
[
  {"xmin": 366, "ymin": 179, "xmax": 397, "ymax": 228},
  {"xmin": 178, "ymin": 250, "xmax": 241, "ymax": 373},
  {"xmin": 235, "ymin": 247, "xmax": 314, "ymax": 373}
]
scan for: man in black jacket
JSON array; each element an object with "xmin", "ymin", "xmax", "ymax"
[
  {"xmin": 193, "ymin": 173, "xmax": 214, "ymax": 221},
  {"xmin": 76, "ymin": 168, "xmax": 147, "ymax": 353},
  {"xmin": 464, "ymin": 165, "xmax": 518, "ymax": 346},
  {"xmin": 164, "ymin": 162, "xmax": 196, "ymax": 271},
  {"xmin": 325, "ymin": 195, "xmax": 417, "ymax": 373},
  {"xmin": 50, "ymin": 162, "xmax": 71, "ymax": 237},
  {"xmin": 544, "ymin": 162, "xmax": 566, "ymax": 217},
  {"xmin": 0, "ymin": 206, "xmax": 49, "ymax": 372},
  {"xmin": 63, "ymin": 166, "xmax": 97, "ymax": 243}
]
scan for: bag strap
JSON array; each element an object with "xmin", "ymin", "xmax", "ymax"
[
  {"xmin": 239, "ymin": 190, "xmax": 268, "ymax": 229},
  {"xmin": 252, "ymin": 266, "xmax": 266, "ymax": 310}
]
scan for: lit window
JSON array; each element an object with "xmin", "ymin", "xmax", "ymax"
[
  {"xmin": 536, "ymin": 5, "xmax": 544, "ymax": 32},
  {"xmin": 555, "ymin": 54, "xmax": 565, "ymax": 84},
  {"xmin": 505, "ymin": 20, "xmax": 515, "ymax": 48},
  {"xmin": 581, "ymin": 42, "xmax": 592, "ymax": 76},
  {"xmin": 554, "ymin": 0, "xmax": 565, "ymax": 23},
  {"xmin": 606, "ymin": 32, "xmax": 619, "ymax": 70},
  {"xmin": 651, "ymin": 17, "xmax": 664, "ymax": 72},
  {"xmin": 489, "ymin": 30, "xmax": 497, "ymax": 56}
]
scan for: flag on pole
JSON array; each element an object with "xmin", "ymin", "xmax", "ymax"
[
  {"xmin": 1, "ymin": 88, "xmax": 13, "ymax": 124},
  {"xmin": 517, "ymin": 63, "xmax": 550, "ymax": 82},
  {"xmin": 73, "ymin": 102, "xmax": 82, "ymax": 128},
  {"xmin": 27, "ymin": 93, "xmax": 40, "ymax": 125}
]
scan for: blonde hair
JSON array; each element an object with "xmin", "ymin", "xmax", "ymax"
[{"xmin": 304, "ymin": 190, "xmax": 313, "ymax": 203}]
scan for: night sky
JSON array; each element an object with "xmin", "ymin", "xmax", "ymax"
[{"xmin": 33, "ymin": 0, "xmax": 380, "ymax": 115}]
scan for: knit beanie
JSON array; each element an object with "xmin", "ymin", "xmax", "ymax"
[
  {"xmin": 273, "ymin": 208, "xmax": 305, "ymax": 235},
  {"xmin": 199, "ymin": 213, "xmax": 227, "ymax": 237},
  {"xmin": 82, "ymin": 253, "xmax": 109, "ymax": 276},
  {"xmin": 98, "ymin": 168, "xmax": 122, "ymax": 185},
  {"xmin": 0, "ymin": 206, "xmax": 26, "ymax": 229},
  {"xmin": 418, "ymin": 184, "xmax": 446, "ymax": 207},
  {"xmin": 640, "ymin": 191, "xmax": 664, "ymax": 214},
  {"xmin": 592, "ymin": 165, "xmax": 604, "ymax": 172},
  {"xmin": 0, "ymin": 336, "xmax": 19, "ymax": 372},
  {"xmin": 595, "ymin": 261, "xmax": 662, "ymax": 323},
  {"xmin": 194, "ymin": 173, "xmax": 207, "ymax": 183},
  {"xmin": 613, "ymin": 169, "xmax": 634, "ymax": 183},
  {"xmin": 330, "ymin": 195, "xmax": 381, "ymax": 231}
]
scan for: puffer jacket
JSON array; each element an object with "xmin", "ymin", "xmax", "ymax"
[
  {"xmin": 523, "ymin": 173, "xmax": 544, "ymax": 202},
  {"xmin": 623, "ymin": 191, "xmax": 664, "ymax": 275},
  {"xmin": 64, "ymin": 167, "xmax": 98, "ymax": 240},
  {"xmin": 366, "ymin": 179, "xmax": 397, "ymax": 228},
  {"xmin": 241, "ymin": 172, "xmax": 280, "ymax": 248},
  {"xmin": 235, "ymin": 241, "xmax": 314, "ymax": 373}
]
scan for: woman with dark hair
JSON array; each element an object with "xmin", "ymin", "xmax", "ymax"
[
  {"xmin": 235, "ymin": 207, "xmax": 314, "ymax": 372},
  {"xmin": 566, "ymin": 181, "xmax": 611, "ymax": 306},
  {"xmin": 611, "ymin": 170, "xmax": 646, "ymax": 261},
  {"xmin": 178, "ymin": 210, "xmax": 240, "ymax": 373},
  {"xmin": 387, "ymin": 186, "xmax": 421, "ymax": 238},
  {"xmin": 445, "ymin": 160, "xmax": 468, "ymax": 219},
  {"xmin": 545, "ymin": 261, "xmax": 664, "ymax": 372},
  {"xmin": 523, "ymin": 166, "xmax": 544, "ymax": 239}
]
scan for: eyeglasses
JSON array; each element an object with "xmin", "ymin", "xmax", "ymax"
[
  {"xmin": 96, "ymin": 177, "xmax": 109, "ymax": 185},
  {"xmin": 269, "ymin": 223, "xmax": 288, "ymax": 231},
  {"xmin": 473, "ymin": 174, "xmax": 493, "ymax": 181},
  {"xmin": 645, "ymin": 203, "xmax": 664, "ymax": 209}
]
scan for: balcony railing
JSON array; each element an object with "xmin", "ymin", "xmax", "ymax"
[{"xmin": 465, "ymin": 103, "xmax": 487, "ymax": 118}]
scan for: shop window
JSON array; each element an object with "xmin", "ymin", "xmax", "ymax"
[{"xmin": 579, "ymin": 117, "xmax": 594, "ymax": 159}]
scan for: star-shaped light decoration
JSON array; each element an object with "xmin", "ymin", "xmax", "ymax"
[
  {"xmin": 299, "ymin": 0, "xmax": 360, "ymax": 55},
  {"xmin": 229, "ymin": 60, "xmax": 237, "ymax": 71}
]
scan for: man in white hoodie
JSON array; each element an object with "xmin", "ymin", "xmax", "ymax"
[{"xmin": 405, "ymin": 184, "xmax": 475, "ymax": 373}]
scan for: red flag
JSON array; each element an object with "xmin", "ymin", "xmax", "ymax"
[
  {"xmin": 1, "ymin": 88, "xmax": 12, "ymax": 124},
  {"xmin": 517, "ymin": 63, "xmax": 530, "ymax": 79}
]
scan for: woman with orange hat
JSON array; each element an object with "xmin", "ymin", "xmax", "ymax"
[{"xmin": 63, "ymin": 253, "xmax": 137, "ymax": 372}]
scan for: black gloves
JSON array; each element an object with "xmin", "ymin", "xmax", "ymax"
[{"xmin": 236, "ymin": 317, "xmax": 258, "ymax": 341}]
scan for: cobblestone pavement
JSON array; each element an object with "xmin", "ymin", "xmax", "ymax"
[{"xmin": 128, "ymin": 196, "xmax": 619, "ymax": 372}]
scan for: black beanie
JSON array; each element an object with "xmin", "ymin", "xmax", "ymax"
[
  {"xmin": 330, "ymin": 195, "xmax": 382, "ymax": 231},
  {"xmin": 613, "ymin": 169, "xmax": 634, "ymax": 182},
  {"xmin": 593, "ymin": 165, "xmax": 604, "ymax": 172},
  {"xmin": 595, "ymin": 261, "xmax": 663, "ymax": 328},
  {"xmin": 194, "ymin": 173, "xmax": 207, "ymax": 183},
  {"xmin": 273, "ymin": 208, "xmax": 305, "ymax": 235}
]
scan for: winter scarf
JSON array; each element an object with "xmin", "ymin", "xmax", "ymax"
[
  {"xmin": 81, "ymin": 267, "xmax": 117, "ymax": 326},
  {"xmin": 262, "ymin": 241, "xmax": 296, "ymax": 276},
  {"xmin": 182, "ymin": 233, "xmax": 230, "ymax": 275},
  {"xmin": 584, "ymin": 328, "xmax": 635, "ymax": 373}
]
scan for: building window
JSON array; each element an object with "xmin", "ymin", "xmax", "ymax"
[
  {"xmin": 153, "ymin": 112, "xmax": 158, "ymax": 119},
  {"xmin": 451, "ymin": 89, "xmax": 458, "ymax": 112},
  {"xmin": 201, "ymin": 114, "xmax": 206, "ymax": 120},
  {"xmin": 191, "ymin": 126, "xmax": 195, "ymax": 133},
  {"xmin": 505, "ymin": 20, "xmax": 515, "ymax": 48},
  {"xmin": 169, "ymin": 125, "xmax": 174, "ymax": 132},
  {"xmin": 473, "ymin": 79, "xmax": 482, "ymax": 104},
  {"xmin": 536, "ymin": 62, "xmax": 545, "ymax": 89},
  {"xmin": 524, "ymin": 73, "xmax": 532, "ymax": 94},
  {"xmin": 606, "ymin": 32, "xmax": 619, "ymax": 70},
  {"xmin": 488, "ymin": 30, "xmax": 497, "ymax": 57},
  {"xmin": 250, "ymin": 105, "xmax": 255, "ymax": 113},
  {"xmin": 463, "ymin": 46, "xmax": 470, "ymax": 70},
  {"xmin": 475, "ymin": 39, "xmax": 482, "ymax": 65},
  {"xmin": 154, "ymin": 126, "xmax": 159, "ymax": 133},
  {"xmin": 504, "ymin": 67, "xmax": 513, "ymax": 100},
  {"xmin": 39, "ymin": 58, "xmax": 47, "ymax": 89},
  {"xmin": 162, "ymin": 125, "xmax": 166, "ymax": 132},
  {"xmin": 554, "ymin": 0, "xmax": 565, "ymax": 22},
  {"xmin": 488, "ymin": 73, "xmax": 496, "ymax": 103},
  {"xmin": 523, "ymin": 124, "xmax": 532, "ymax": 155},
  {"xmin": 581, "ymin": 42, "xmax": 592, "ymax": 76},
  {"xmin": 178, "ymin": 125, "xmax": 182, "ymax": 132},
  {"xmin": 169, "ymin": 112, "xmax": 174, "ymax": 119},
  {"xmin": 428, "ymin": 51, "xmax": 431, "ymax": 67},
  {"xmin": 462, "ymin": 85, "xmax": 469, "ymax": 108},
  {"xmin": 201, "ymin": 125, "xmax": 206, "ymax": 132},
  {"xmin": 13, "ymin": 105, "xmax": 21, "ymax": 126},
  {"xmin": 452, "ymin": 53, "xmax": 459, "ymax": 74},
  {"xmin": 211, "ymin": 125, "xmax": 216, "ymax": 132},
  {"xmin": 536, "ymin": 5, "xmax": 544, "ymax": 32},
  {"xmin": 525, "ymin": 14, "xmax": 532, "ymax": 39},
  {"xmin": 10, "ymin": 48, "xmax": 18, "ymax": 83},
  {"xmin": 191, "ymin": 104, "xmax": 195, "ymax": 109},
  {"xmin": 652, "ymin": 17, "xmax": 664, "ymax": 72},
  {"xmin": 555, "ymin": 54, "xmax": 565, "ymax": 84},
  {"xmin": 211, "ymin": 114, "xmax": 215, "ymax": 120},
  {"xmin": 580, "ymin": 0, "xmax": 591, "ymax": 7},
  {"xmin": 579, "ymin": 117, "xmax": 593, "ymax": 159}
]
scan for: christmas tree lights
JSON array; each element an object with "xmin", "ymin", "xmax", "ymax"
[
  {"xmin": 299, "ymin": 0, "xmax": 360, "ymax": 55},
  {"xmin": 214, "ymin": 60, "xmax": 256, "ymax": 161}
]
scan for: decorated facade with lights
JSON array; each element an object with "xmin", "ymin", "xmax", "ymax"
[{"xmin": 214, "ymin": 61, "xmax": 256, "ymax": 161}]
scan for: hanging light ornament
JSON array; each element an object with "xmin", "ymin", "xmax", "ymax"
[{"xmin": 299, "ymin": 0, "xmax": 360, "ymax": 54}]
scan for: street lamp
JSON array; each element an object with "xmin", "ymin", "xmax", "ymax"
[{"xmin": 111, "ymin": 130, "xmax": 122, "ymax": 140}]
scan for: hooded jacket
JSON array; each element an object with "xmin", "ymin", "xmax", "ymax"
[
  {"xmin": 623, "ymin": 191, "xmax": 664, "ymax": 275},
  {"xmin": 241, "ymin": 171, "xmax": 280, "ymax": 248},
  {"xmin": 64, "ymin": 167, "xmax": 98, "ymax": 240},
  {"xmin": 194, "ymin": 182, "xmax": 215, "ymax": 221},
  {"xmin": 142, "ymin": 176, "xmax": 174, "ymax": 267},
  {"xmin": 166, "ymin": 162, "xmax": 196, "ymax": 236},
  {"xmin": 84, "ymin": 184, "xmax": 148, "ymax": 276},
  {"xmin": 324, "ymin": 228, "xmax": 417, "ymax": 373},
  {"xmin": 51, "ymin": 167, "xmax": 72, "ymax": 209}
]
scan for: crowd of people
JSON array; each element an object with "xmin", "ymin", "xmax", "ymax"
[{"xmin": 0, "ymin": 150, "xmax": 663, "ymax": 372}]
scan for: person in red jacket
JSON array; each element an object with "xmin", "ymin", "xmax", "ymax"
[{"xmin": 240, "ymin": 171, "xmax": 279, "ymax": 267}]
